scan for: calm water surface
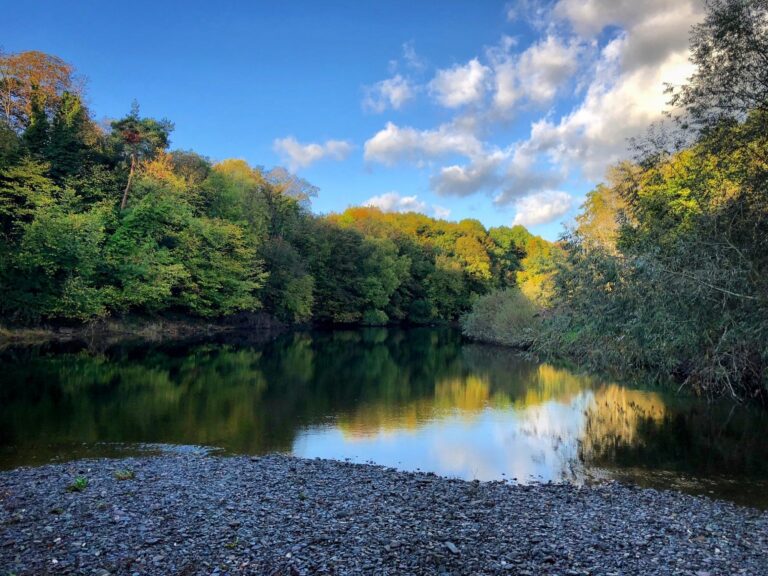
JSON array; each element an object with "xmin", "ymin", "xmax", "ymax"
[{"xmin": 1, "ymin": 328, "xmax": 767, "ymax": 507}]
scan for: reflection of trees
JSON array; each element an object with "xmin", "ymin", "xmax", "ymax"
[
  {"xmin": 581, "ymin": 385, "xmax": 667, "ymax": 459},
  {"xmin": 1, "ymin": 328, "xmax": 600, "ymax": 458},
  {"xmin": 3, "ymin": 329, "xmax": 766, "ymax": 480},
  {"xmin": 581, "ymin": 385, "xmax": 768, "ymax": 477},
  {"xmin": 335, "ymin": 344, "xmax": 602, "ymax": 437},
  {"xmin": 0, "ymin": 346, "xmax": 273, "ymax": 456}
]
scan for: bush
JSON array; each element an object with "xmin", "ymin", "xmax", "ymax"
[
  {"xmin": 460, "ymin": 289, "xmax": 539, "ymax": 348},
  {"xmin": 361, "ymin": 309, "xmax": 388, "ymax": 326}
]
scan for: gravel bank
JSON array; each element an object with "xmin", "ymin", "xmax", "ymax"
[{"xmin": 1, "ymin": 454, "xmax": 766, "ymax": 575}]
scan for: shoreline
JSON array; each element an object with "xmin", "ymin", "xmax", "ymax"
[
  {"xmin": 1, "ymin": 454, "xmax": 766, "ymax": 575},
  {"xmin": 0, "ymin": 316, "xmax": 456, "ymax": 349},
  {"xmin": 0, "ymin": 313, "xmax": 288, "ymax": 349}
]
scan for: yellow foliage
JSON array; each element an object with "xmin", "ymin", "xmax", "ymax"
[{"xmin": 140, "ymin": 151, "xmax": 185, "ymax": 190}]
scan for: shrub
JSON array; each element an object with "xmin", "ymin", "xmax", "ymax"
[
  {"xmin": 460, "ymin": 288, "xmax": 539, "ymax": 348},
  {"xmin": 361, "ymin": 309, "xmax": 388, "ymax": 326},
  {"xmin": 66, "ymin": 476, "xmax": 88, "ymax": 492}
]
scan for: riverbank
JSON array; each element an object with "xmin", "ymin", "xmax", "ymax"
[
  {"xmin": 0, "ymin": 313, "xmax": 287, "ymax": 349},
  {"xmin": 1, "ymin": 454, "xmax": 766, "ymax": 575}
]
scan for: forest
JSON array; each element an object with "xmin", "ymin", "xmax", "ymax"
[
  {"xmin": 462, "ymin": 0, "xmax": 768, "ymax": 403},
  {"xmin": 0, "ymin": 50, "xmax": 555, "ymax": 328},
  {"xmin": 4, "ymin": 0, "xmax": 766, "ymax": 404}
]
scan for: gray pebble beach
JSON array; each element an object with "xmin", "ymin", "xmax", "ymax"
[{"xmin": 1, "ymin": 454, "xmax": 766, "ymax": 575}]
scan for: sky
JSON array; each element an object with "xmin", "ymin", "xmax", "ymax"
[{"xmin": 4, "ymin": 0, "xmax": 704, "ymax": 240}]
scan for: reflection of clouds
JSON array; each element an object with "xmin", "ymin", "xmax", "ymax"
[{"xmin": 293, "ymin": 392, "xmax": 596, "ymax": 483}]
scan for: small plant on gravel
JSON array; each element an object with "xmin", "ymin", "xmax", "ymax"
[
  {"xmin": 66, "ymin": 476, "xmax": 88, "ymax": 492},
  {"xmin": 114, "ymin": 469, "xmax": 135, "ymax": 481}
]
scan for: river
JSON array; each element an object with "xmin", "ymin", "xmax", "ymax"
[{"xmin": 1, "ymin": 327, "xmax": 766, "ymax": 507}]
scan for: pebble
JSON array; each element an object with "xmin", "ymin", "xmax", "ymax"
[{"xmin": 0, "ymin": 454, "xmax": 766, "ymax": 575}]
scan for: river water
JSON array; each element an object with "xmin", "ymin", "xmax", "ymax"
[{"xmin": 1, "ymin": 327, "xmax": 766, "ymax": 507}]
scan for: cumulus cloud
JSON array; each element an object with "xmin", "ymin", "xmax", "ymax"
[
  {"xmin": 364, "ymin": 121, "xmax": 483, "ymax": 166},
  {"xmin": 359, "ymin": 0, "xmax": 704, "ymax": 229},
  {"xmin": 524, "ymin": 0, "xmax": 702, "ymax": 179},
  {"xmin": 553, "ymin": 0, "xmax": 689, "ymax": 37},
  {"xmin": 364, "ymin": 192, "xmax": 427, "ymax": 213},
  {"xmin": 364, "ymin": 192, "xmax": 450, "ymax": 219},
  {"xmin": 273, "ymin": 137, "xmax": 353, "ymax": 170},
  {"xmin": 506, "ymin": 0, "xmax": 553, "ymax": 27},
  {"xmin": 493, "ymin": 35, "xmax": 581, "ymax": 110},
  {"xmin": 512, "ymin": 191, "xmax": 574, "ymax": 226},
  {"xmin": 430, "ymin": 153, "xmax": 505, "ymax": 197},
  {"xmin": 429, "ymin": 59, "xmax": 491, "ymax": 108},
  {"xmin": 363, "ymin": 75, "xmax": 415, "ymax": 113}
]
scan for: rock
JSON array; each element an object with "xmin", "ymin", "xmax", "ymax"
[
  {"xmin": 444, "ymin": 541, "xmax": 460, "ymax": 555},
  {"xmin": 0, "ymin": 453, "xmax": 766, "ymax": 576}
]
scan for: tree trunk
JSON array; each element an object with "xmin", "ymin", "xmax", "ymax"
[{"xmin": 120, "ymin": 153, "xmax": 136, "ymax": 210}]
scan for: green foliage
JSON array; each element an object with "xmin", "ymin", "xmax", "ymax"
[
  {"xmin": 13, "ymin": 202, "xmax": 110, "ymax": 321},
  {"xmin": 110, "ymin": 102, "xmax": 173, "ymax": 163},
  {"xmin": 45, "ymin": 92, "xmax": 93, "ymax": 181},
  {"xmin": 534, "ymin": 109, "xmax": 768, "ymax": 402},
  {"xmin": 459, "ymin": 0, "xmax": 768, "ymax": 403},
  {"xmin": 460, "ymin": 288, "xmax": 539, "ymax": 349},
  {"xmin": 260, "ymin": 238, "xmax": 313, "ymax": 322},
  {"xmin": 66, "ymin": 476, "xmax": 88, "ymax": 492},
  {"xmin": 0, "ymin": 158, "xmax": 58, "ymax": 241},
  {"xmin": 21, "ymin": 87, "xmax": 49, "ymax": 156},
  {"xmin": 175, "ymin": 215, "xmax": 263, "ymax": 317},
  {"xmin": 114, "ymin": 469, "xmax": 135, "ymax": 481},
  {"xmin": 362, "ymin": 309, "xmax": 389, "ymax": 326},
  {"xmin": 0, "ymin": 122, "xmax": 21, "ymax": 166},
  {"xmin": 105, "ymin": 176, "xmax": 264, "ymax": 317},
  {"xmin": 0, "ymin": 49, "xmax": 537, "ymax": 328}
]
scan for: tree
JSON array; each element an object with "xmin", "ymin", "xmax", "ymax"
[
  {"xmin": 110, "ymin": 102, "xmax": 173, "ymax": 210},
  {"xmin": 21, "ymin": 86, "xmax": 49, "ymax": 156},
  {"xmin": 575, "ymin": 164, "xmax": 634, "ymax": 253},
  {"xmin": 266, "ymin": 166, "xmax": 318, "ymax": 208},
  {"xmin": 0, "ymin": 50, "xmax": 80, "ymax": 131},
  {"xmin": 45, "ymin": 92, "xmax": 93, "ymax": 180},
  {"xmin": 670, "ymin": 0, "xmax": 768, "ymax": 131},
  {"xmin": 0, "ymin": 122, "xmax": 20, "ymax": 167}
]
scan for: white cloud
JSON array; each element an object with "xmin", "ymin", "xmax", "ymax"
[
  {"xmin": 430, "ymin": 153, "xmax": 505, "ymax": 197},
  {"xmin": 364, "ymin": 192, "xmax": 427, "ymax": 213},
  {"xmin": 506, "ymin": 0, "xmax": 552, "ymax": 28},
  {"xmin": 364, "ymin": 121, "xmax": 483, "ymax": 166},
  {"xmin": 402, "ymin": 41, "xmax": 426, "ymax": 71},
  {"xmin": 364, "ymin": 192, "xmax": 450, "ymax": 219},
  {"xmin": 493, "ymin": 35, "xmax": 581, "ymax": 110},
  {"xmin": 513, "ymin": 191, "xmax": 574, "ymax": 226},
  {"xmin": 363, "ymin": 74, "xmax": 415, "ymax": 113},
  {"xmin": 359, "ymin": 0, "xmax": 704, "ymax": 233},
  {"xmin": 429, "ymin": 59, "xmax": 490, "ymax": 108},
  {"xmin": 433, "ymin": 205, "xmax": 451, "ymax": 219},
  {"xmin": 526, "ymin": 3, "xmax": 700, "ymax": 180},
  {"xmin": 553, "ymin": 0, "xmax": 690, "ymax": 37},
  {"xmin": 273, "ymin": 137, "xmax": 353, "ymax": 170}
]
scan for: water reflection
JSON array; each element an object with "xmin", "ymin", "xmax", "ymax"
[{"xmin": 1, "ymin": 328, "xmax": 766, "ymax": 507}]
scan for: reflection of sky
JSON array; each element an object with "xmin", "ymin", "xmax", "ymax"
[{"xmin": 292, "ymin": 392, "xmax": 595, "ymax": 483}]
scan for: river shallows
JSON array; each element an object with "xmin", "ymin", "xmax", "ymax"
[{"xmin": 1, "ymin": 327, "xmax": 766, "ymax": 507}]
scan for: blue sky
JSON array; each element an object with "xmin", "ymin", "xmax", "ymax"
[{"xmin": 5, "ymin": 1, "xmax": 703, "ymax": 239}]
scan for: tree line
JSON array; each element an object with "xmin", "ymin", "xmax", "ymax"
[
  {"xmin": 0, "ymin": 50, "xmax": 555, "ymax": 327},
  {"xmin": 463, "ymin": 0, "xmax": 768, "ymax": 403}
]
